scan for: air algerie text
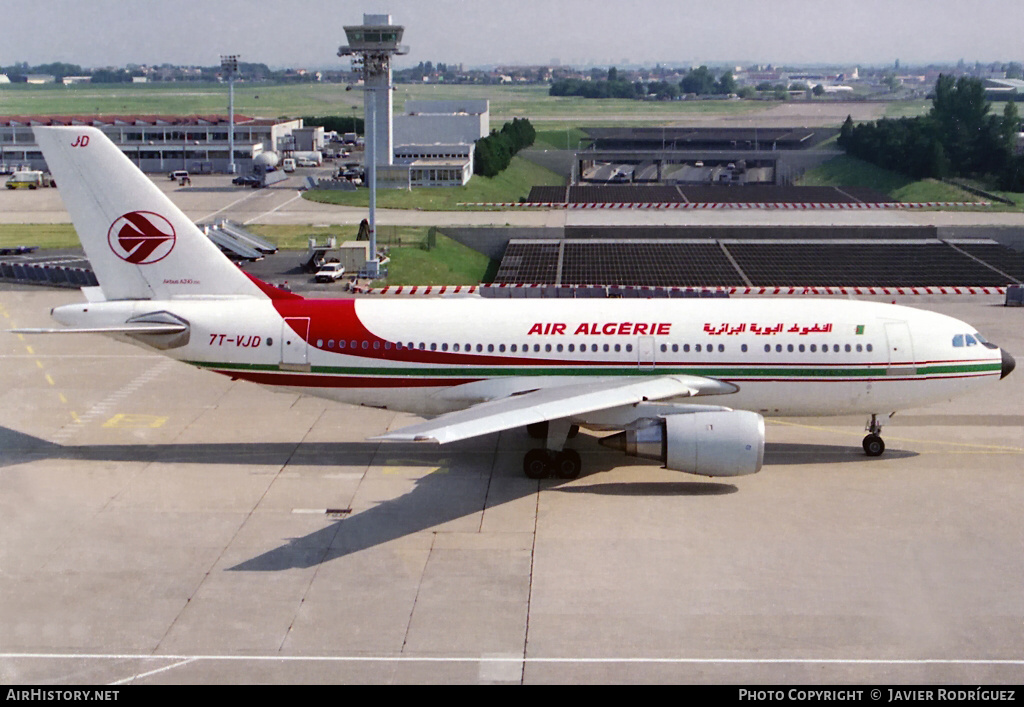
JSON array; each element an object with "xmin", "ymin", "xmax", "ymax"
[{"xmin": 528, "ymin": 322, "xmax": 672, "ymax": 336}]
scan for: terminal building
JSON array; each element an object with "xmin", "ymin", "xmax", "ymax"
[{"xmin": 0, "ymin": 114, "xmax": 308, "ymax": 174}]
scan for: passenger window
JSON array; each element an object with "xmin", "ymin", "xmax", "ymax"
[
  {"xmin": 499, "ymin": 344, "xmax": 506, "ymax": 352},
  {"xmin": 809, "ymin": 344, "xmax": 816, "ymax": 352},
  {"xmin": 845, "ymin": 344, "xmax": 851, "ymax": 352},
  {"xmin": 626, "ymin": 344, "xmax": 633, "ymax": 352},
  {"xmin": 866, "ymin": 344, "xmax": 873, "ymax": 352},
  {"xmin": 798, "ymin": 344, "xmax": 805, "ymax": 352},
  {"xmin": 488, "ymin": 344, "xmax": 494, "ymax": 352},
  {"xmin": 614, "ymin": 344, "xmax": 621, "ymax": 352},
  {"xmin": 695, "ymin": 344, "xmax": 702, "ymax": 352},
  {"xmin": 557, "ymin": 344, "xmax": 564, "ymax": 352},
  {"xmin": 718, "ymin": 344, "xmax": 724, "ymax": 352},
  {"xmin": 373, "ymin": 341, "xmax": 380, "ymax": 350},
  {"xmin": 430, "ymin": 343, "xmax": 437, "ymax": 351},
  {"xmin": 569, "ymin": 344, "xmax": 575, "ymax": 352},
  {"xmin": 672, "ymin": 344, "xmax": 679, "ymax": 353},
  {"xmin": 510, "ymin": 344, "xmax": 517, "ymax": 352},
  {"xmin": 742, "ymin": 344, "xmax": 748, "ymax": 352},
  {"xmin": 856, "ymin": 344, "xmax": 863, "ymax": 352},
  {"xmin": 764, "ymin": 344, "xmax": 771, "ymax": 353}
]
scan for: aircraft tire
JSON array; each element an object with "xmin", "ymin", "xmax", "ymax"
[
  {"xmin": 862, "ymin": 434, "xmax": 885, "ymax": 457},
  {"xmin": 524, "ymin": 448, "xmax": 551, "ymax": 479},
  {"xmin": 553, "ymin": 449, "xmax": 582, "ymax": 479}
]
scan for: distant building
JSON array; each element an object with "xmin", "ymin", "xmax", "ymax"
[
  {"xmin": 394, "ymin": 100, "xmax": 489, "ymax": 146},
  {"xmin": 0, "ymin": 114, "xmax": 306, "ymax": 174},
  {"xmin": 985, "ymin": 78, "xmax": 1024, "ymax": 100}
]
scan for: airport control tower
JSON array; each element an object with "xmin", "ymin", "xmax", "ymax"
[{"xmin": 339, "ymin": 14, "xmax": 408, "ymax": 166}]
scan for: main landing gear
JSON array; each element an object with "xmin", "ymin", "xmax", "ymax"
[
  {"xmin": 523, "ymin": 421, "xmax": 582, "ymax": 479},
  {"xmin": 862, "ymin": 413, "xmax": 889, "ymax": 457}
]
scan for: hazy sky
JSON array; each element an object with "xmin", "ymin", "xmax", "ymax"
[{"xmin": 2, "ymin": 0, "xmax": 1022, "ymax": 70}]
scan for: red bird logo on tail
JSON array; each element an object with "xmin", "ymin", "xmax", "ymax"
[{"xmin": 107, "ymin": 211, "xmax": 176, "ymax": 264}]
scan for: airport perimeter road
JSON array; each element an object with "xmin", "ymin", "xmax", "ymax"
[
  {"xmin": 1, "ymin": 287, "xmax": 1022, "ymax": 684},
  {"xmin": 5, "ymin": 173, "xmax": 1024, "ymax": 231}
]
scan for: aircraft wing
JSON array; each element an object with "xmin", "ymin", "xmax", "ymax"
[{"xmin": 371, "ymin": 374, "xmax": 737, "ymax": 444}]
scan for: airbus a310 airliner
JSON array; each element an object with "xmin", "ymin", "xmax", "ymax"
[{"xmin": 15, "ymin": 127, "xmax": 1016, "ymax": 480}]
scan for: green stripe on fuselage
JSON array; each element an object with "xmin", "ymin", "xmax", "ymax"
[{"xmin": 189, "ymin": 360, "xmax": 1001, "ymax": 379}]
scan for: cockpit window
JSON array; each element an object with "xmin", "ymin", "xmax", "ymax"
[
  {"xmin": 952, "ymin": 334, "xmax": 964, "ymax": 347},
  {"xmin": 965, "ymin": 334, "xmax": 978, "ymax": 346},
  {"xmin": 974, "ymin": 332, "xmax": 999, "ymax": 350}
]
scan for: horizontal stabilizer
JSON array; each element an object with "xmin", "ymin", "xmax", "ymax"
[{"xmin": 10, "ymin": 323, "xmax": 187, "ymax": 335}]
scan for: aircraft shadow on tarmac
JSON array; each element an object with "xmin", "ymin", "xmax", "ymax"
[{"xmin": 0, "ymin": 426, "xmax": 913, "ymax": 570}]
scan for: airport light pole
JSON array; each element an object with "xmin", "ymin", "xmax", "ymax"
[{"xmin": 221, "ymin": 55, "xmax": 239, "ymax": 175}]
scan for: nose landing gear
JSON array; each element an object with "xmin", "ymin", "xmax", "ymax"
[{"xmin": 862, "ymin": 413, "xmax": 890, "ymax": 457}]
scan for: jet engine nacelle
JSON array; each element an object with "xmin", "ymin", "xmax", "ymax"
[{"xmin": 602, "ymin": 410, "xmax": 765, "ymax": 477}]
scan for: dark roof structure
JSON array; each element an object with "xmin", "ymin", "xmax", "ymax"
[
  {"xmin": 582, "ymin": 127, "xmax": 835, "ymax": 151},
  {"xmin": 526, "ymin": 185, "xmax": 895, "ymax": 204},
  {"xmin": 490, "ymin": 238, "xmax": 1024, "ymax": 288}
]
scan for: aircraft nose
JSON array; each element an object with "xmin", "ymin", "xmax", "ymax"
[{"xmin": 1002, "ymin": 349, "xmax": 1016, "ymax": 379}]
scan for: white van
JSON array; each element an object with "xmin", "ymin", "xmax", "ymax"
[
  {"xmin": 168, "ymin": 170, "xmax": 189, "ymax": 181},
  {"xmin": 282, "ymin": 158, "xmax": 296, "ymax": 173},
  {"xmin": 5, "ymin": 171, "xmax": 48, "ymax": 189}
]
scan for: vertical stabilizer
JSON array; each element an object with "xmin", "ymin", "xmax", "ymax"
[{"xmin": 34, "ymin": 126, "xmax": 265, "ymax": 301}]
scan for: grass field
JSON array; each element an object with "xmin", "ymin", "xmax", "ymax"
[
  {"xmin": 0, "ymin": 223, "xmax": 495, "ymax": 286},
  {"xmin": 0, "ymin": 224, "xmax": 79, "ymax": 249},
  {"xmin": 303, "ymin": 154, "xmax": 564, "ymax": 210},
  {"xmin": 795, "ymin": 154, "xmax": 1024, "ymax": 208},
  {"xmin": 0, "ymin": 82, "xmax": 771, "ymax": 124},
  {"xmin": 371, "ymin": 231, "xmax": 495, "ymax": 286}
]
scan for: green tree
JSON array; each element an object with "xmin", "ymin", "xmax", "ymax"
[
  {"xmin": 715, "ymin": 71, "xmax": 736, "ymax": 95},
  {"xmin": 1002, "ymin": 101, "xmax": 1021, "ymax": 152},
  {"xmin": 680, "ymin": 66, "xmax": 716, "ymax": 95},
  {"xmin": 838, "ymin": 115, "xmax": 855, "ymax": 147}
]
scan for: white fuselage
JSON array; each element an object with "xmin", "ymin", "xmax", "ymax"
[{"xmin": 52, "ymin": 296, "xmax": 1006, "ymax": 428}]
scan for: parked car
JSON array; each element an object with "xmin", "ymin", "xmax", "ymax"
[
  {"xmin": 314, "ymin": 262, "xmax": 345, "ymax": 283},
  {"xmin": 168, "ymin": 170, "xmax": 189, "ymax": 181},
  {"xmin": 232, "ymin": 174, "xmax": 261, "ymax": 187}
]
